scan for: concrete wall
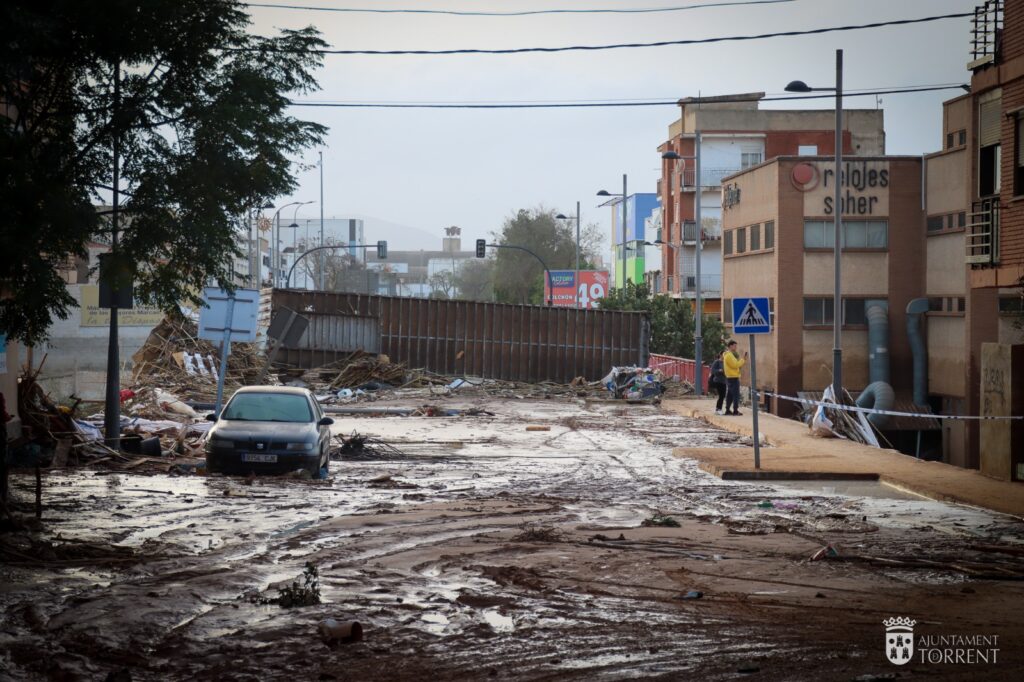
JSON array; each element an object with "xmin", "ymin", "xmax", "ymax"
[
  {"xmin": 803, "ymin": 252, "xmax": 889, "ymax": 296},
  {"xmin": 35, "ymin": 285, "xmax": 158, "ymax": 400},
  {"xmin": 927, "ymin": 316, "xmax": 967, "ymax": 396},
  {"xmin": 926, "ymin": 233, "xmax": 967, "ymax": 295},
  {"xmin": 926, "ymin": 149, "xmax": 968, "ymax": 214},
  {"xmin": 803, "ymin": 329, "xmax": 869, "ymax": 389}
]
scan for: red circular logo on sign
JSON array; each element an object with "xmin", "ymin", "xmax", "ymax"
[{"xmin": 791, "ymin": 162, "xmax": 819, "ymax": 191}]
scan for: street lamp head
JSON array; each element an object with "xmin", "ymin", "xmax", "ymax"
[
  {"xmin": 555, "ymin": 213, "xmax": 569, "ymax": 220},
  {"xmin": 661, "ymin": 151, "xmax": 681, "ymax": 160},
  {"xmin": 287, "ymin": 222, "xmax": 299, "ymax": 228},
  {"xmin": 596, "ymin": 190, "xmax": 612, "ymax": 197},
  {"xmin": 784, "ymin": 80, "xmax": 813, "ymax": 93}
]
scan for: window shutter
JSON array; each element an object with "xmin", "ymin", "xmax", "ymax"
[{"xmin": 979, "ymin": 97, "xmax": 1001, "ymax": 147}]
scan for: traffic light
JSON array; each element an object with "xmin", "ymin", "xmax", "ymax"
[
  {"xmin": 377, "ymin": 240, "xmax": 387, "ymax": 259},
  {"xmin": 475, "ymin": 239, "xmax": 486, "ymax": 258}
]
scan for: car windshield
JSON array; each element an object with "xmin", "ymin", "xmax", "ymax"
[{"xmin": 221, "ymin": 393, "xmax": 313, "ymax": 423}]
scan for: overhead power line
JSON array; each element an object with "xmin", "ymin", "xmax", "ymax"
[
  {"xmin": 245, "ymin": 0, "xmax": 797, "ymax": 17},
  {"xmin": 289, "ymin": 84, "xmax": 967, "ymax": 109},
  {"xmin": 256, "ymin": 12, "xmax": 972, "ymax": 55}
]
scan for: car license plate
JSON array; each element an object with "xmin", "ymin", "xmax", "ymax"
[{"xmin": 242, "ymin": 453, "xmax": 277, "ymax": 463}]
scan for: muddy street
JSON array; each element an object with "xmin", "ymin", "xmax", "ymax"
[{"xmin": 2, "ymin": 393, "xmax": 1023, "ymax": 681}]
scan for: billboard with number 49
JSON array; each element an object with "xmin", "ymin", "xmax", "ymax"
[{"xmin": 543, "ymin": 270, "xmax": 609, "ymax": 309}]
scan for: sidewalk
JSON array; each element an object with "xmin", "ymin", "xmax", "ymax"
[{"xmin": 663, "ymin": 396, "xmax": 1024, "ymax": 518}]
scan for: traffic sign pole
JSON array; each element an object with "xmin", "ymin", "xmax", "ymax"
[
  {"xmin": 749, "ymin": 333, "xmax": 760, "ymax": 469},
  {"xmin": 214, "ymin": 293, "xmax": 236, "ymax": 418}
]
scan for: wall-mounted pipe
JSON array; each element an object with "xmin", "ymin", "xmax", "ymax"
[
  {"xmin": 856, "ymin": 380, "xmax": 895, "ymax": 429},
  {"xmin": 906, "ymin": 298, "xmax": 930, "ymax": 406},
  {"xmin": 865, "ymin": 300, "xmax": 890, "ymax": 385}
]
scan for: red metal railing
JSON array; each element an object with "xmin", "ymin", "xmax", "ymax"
[{"xmin": 649, "ymin": 353, "xmax": 712, "ymax": 385}]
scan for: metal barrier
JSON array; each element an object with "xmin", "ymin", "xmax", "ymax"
[
  {"xmin": 649, "ymin": 353, "xmax": 712, "ymax": 386},
  {"xmin": 269, "ymin": 290, "xmax": 651, "ymax": 383}
]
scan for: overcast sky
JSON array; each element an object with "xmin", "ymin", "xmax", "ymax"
[{"xmin": 249, "ymin": 0, "xmax": 976, "ymax": 255}]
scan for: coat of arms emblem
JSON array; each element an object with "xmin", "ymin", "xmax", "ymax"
[{"xmin": 883, "ymin": 617, "xmax": 916, "ymax": 665}]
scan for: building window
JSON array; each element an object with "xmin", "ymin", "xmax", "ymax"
[
  {"xmin": 724, "ymin": 230, "xmax": 733, "ymax": 255},
  {"xmin": 764, "ymin": 221, "xmax": 774, "ymax": 249},
  {"xmin": 999, "ymin": 295, "xmax": 1024, "ymax": 314},
  {"xmin": 737, "ymin": 227, "xmax": 747, "ymax": 253},
  {"xmin": 741, "ymin": 151, "xmax": 763, "ymax": 169},
  {"xmin": 1016, "ymin": 114, "xmax": 1024, "ymax": 196},
  {"xmin": 946, "ymin": 132, "xmax": 954, "ymax": 149},
  {"xmin": 750, "ymin": 223, "xmax": 761, "ymax": 251},
  {"xmin": 979, "ymin": 95, "xmax": 1002, "ymax": 197},
  {"xmin": 928, "ymin": 296, "xmax": 967, "ymax": 316},
  {"xmin": 959, "ymin": 130, "xmax": 967, "ymax": 146},
  {"xmin": 958, "ymin": 211, "xmax": 966, "ymax": 228},
  {"xmin": 843, "ymin": 299, "xmax": 871, "ymax": 326},
  {"xmin": 798, "ymin": 145, "xmax": 818, "ymax": 155},
  {"xmin": 804, "ymin": 220, "xmax": 887, "ymax": 248},
  {"xmin": 927, "ymin": 216, "xmax": 945, "ymax": 232},
  {"xmin": 803, "ymin": 297, "xmax": 834, "ymax": 326},
  {"xmin": 804, "ymin": 220, "xmax": 833, "ymax": 248}
]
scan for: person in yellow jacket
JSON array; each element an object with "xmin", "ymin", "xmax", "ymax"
[{"xmin": 722, "ymin": 340, "xmax": 748, "ymax": 415}]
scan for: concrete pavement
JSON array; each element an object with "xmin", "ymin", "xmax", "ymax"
[{"xmin": 663, "ymin": 397, "xmax": 1024, "ymax": 518}]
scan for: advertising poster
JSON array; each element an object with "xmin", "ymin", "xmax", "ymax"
[
  {"xmin": 543, "ymin": 270, "xmax": 609, "ymax": 309},
  {"xmin": 79, "ymin": 285, "xmax": 165, "ymax": 327}
]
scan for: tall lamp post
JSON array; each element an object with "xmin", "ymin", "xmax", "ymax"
[
  {"xmin": 786, "ymin": 48, "xmax": 843, "ymax": 400},
  {"xmin": 283, "ymin": 202, "xmax": 315, "ymax": 288},
  {"xmin": 271, "ymin": 201, "xmax": 305, "ymax": 287},
  {"xmin": 597, "ymin": 174, "xmax": 628, "ymax": 290},
  {"xmin": 556, "ymin": 201, "xmax": 581, "ymax": 307},
  {"xmin": 662, "ymin": 141, "xmax": 706, "ymax": 396}
]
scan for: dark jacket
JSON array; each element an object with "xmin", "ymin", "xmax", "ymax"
[{"xmin": 709, "ymin": 358, "xmax": 726, "ymax": 385}]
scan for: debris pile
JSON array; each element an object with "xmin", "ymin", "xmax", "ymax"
[
  {"xmin": 601, "ymin": 366, "xmax": 666, "ymax": 401},
  {"xmin": 130, "ymin": 315, "xmax": 265, "ymax": 402}
]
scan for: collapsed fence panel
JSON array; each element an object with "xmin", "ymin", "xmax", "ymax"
[{"xmin": 270, "ymin": 289, "xmax": 650, "ymax": 383}]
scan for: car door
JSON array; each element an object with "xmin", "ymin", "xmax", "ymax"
[{"xmin": 311, "ymin": 394, "xmax": 329, "ymax": 462}]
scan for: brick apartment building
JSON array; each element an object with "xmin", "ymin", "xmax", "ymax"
[
  {"xmin": 656, "ymin": 96, "xmax": 885, "ymax": 316},
  {"xmin": 962, "ymin": 0, "xmax": 1024, "ymax": 477}
]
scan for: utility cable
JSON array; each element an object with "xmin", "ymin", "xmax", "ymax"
[
  {"xmin": 289, "ymin": 84, "xmax": 967, "ymax": 109},
  {"xmin": 254, "ymin": 12, "xmax": 972, "ymax": 55},
  {"xmin": 245, "ymin": 0, "xmax": 797, "ymax": 17}
]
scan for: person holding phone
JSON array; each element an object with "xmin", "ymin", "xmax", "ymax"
[{"xmin": 721, "ymin": 340, "xmax": 748, "ymax": 416}]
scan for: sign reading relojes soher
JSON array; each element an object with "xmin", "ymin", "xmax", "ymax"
[
  {"xmin": 792, "ymin": 160, "xmax": 890, "ymax": 217},
  {"xmin": 80, "ymin": 285, "xmax": 164, "ymax": 327}
]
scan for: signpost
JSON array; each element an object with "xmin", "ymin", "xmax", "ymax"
[
  {"xmin": 731, "ymin": 297, "xmax": 772, "ymax": 469},
  {"xmin": 199, "ymin": 287, "xmax": 260, "ymax": 416}
]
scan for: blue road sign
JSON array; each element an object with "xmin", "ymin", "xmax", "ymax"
[{"xmin": 732, "ymin": 297, "xmax": 771, "ymax": 334}]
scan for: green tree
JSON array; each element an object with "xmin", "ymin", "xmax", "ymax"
[
  {"xmin": 453, "ymin": 258, "xmax": 495, "ymax": 301},
  {"xmin": 600, "ymin": 282, "xmax": 726, "ymax": 362},
  {"xmin": 492, "ymin": 207, "xmax": 601, "ymax": 305},
  {"xmin": 1, "ymin": 0, "xmax": 326, "ymax": 344}
]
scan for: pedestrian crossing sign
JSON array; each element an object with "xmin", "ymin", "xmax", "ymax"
[{"xmin": 732, "ymin": 297, "xmax": 771, "ymax": 334}]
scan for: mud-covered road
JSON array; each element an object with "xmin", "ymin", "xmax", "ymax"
[{"xmin": 2, "ymin": 393, "xmax": 1023, "ymax": 680}]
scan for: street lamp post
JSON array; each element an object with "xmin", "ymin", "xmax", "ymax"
[
  {"xmin": 786, "ymin": 48, "xmax": 843, "ymax": 400},
  {"xmin": 663, "ymin": 131, "xmax": 705, "ymax": 397},
  {"xmin": 282, "ymin": 202, "xmax": 314, "ymax": 288},
  {"xmin": 555, "ymin": 201, "xmax": 581, "ymax": 307},
  {"xmin": 270, "ymin": 201, "xmax": 303, "ymax": 287},
  {"xmin": 598, "ymin": 174, "xmax": 628, "ymax": 291}
]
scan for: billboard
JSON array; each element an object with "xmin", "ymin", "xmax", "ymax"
[{"xmin": 543, "ymin": 270, "xmax": 609, "ymax": 309}]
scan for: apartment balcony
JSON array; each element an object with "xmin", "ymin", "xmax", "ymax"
[
  {"xmin": 681, "ymin": 218, "xmax": 723, "ymax": 244},
  {"xmin": 680, "ymin": 273, "xmax": 722, "ymax": 297},
  {"xmin": 968, "ymin": 0, "xmax": 1002, "ymax": 70},
  {"xmin": 966, "ymin": 197, "xmax": 1000, "ymax": 265},
  {"xmin": 681, "ymin": 167, "xmax": 741, "ymax": 190}
]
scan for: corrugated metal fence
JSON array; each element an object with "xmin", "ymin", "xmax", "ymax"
[{"xmin": 270, "ymin": 290, "xmax": 650, "ymax": 383}]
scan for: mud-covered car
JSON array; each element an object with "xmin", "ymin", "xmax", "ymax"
[{"xmin": 205, "ymin": 386, "xmax": 333, "ymax": 477}]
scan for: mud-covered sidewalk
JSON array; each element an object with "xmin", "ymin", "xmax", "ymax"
[{"xmin": 2, "ymin": 391, "xmax": 1023, "ymax": 680}]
